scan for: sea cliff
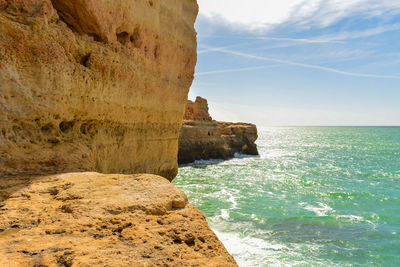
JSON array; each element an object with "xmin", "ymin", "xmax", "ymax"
[
  {"xmin": 179, "ymin": 97, "xmax": 259, "ymax": 164},
  {"xmin": 0, "ymin": 1, "xmax": 237, "ymax": 266},
  {"xmin": 0, "ymin": 0, "xmax": 198, "ymax": 181}
]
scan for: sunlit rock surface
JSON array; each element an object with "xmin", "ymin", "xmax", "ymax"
[
  {"xmin": 0, "ymin": 172, "xmax": 237, "ymax": 266},
  {"xmin": 179, "ymin": 97, "xmax": 258, "ymax": 164},
  {"xmin": 0, "ymin": 0, "xmax": 198, "ymax": 180}
]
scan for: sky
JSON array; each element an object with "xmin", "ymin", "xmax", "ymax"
[{"xmin": 189, "ymin": 0, "xmax": 400, "ymax": 126}]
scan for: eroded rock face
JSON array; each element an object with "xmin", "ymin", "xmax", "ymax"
[
  {"xmin": 183, "ymin": 96, "xmax": 212, "ymax": 121},
  {"xmin": 0, "ymin": 172, "xmax": 237, "ymax": 266},
  {"xmin": 0, "ymin": 0, "xmax": 198, "ymax": 180},
  {"xmin": 178, "ymin": 97, "xmax": 258, "ymax": 164}
]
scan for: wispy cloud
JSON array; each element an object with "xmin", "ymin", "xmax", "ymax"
[
  {"xmin": 248, "ymin": 23, "xmax": 400, "ymax": 44},
  {"xmin": 252, "ymin": 37, "xmax": 343, "ymax": 44},
  {"xmin": 198, "ymin": 0, "xmax": 400, "ymax": 32},
  {"xmin": 196, "ymin": 65, "xmax": 282, "ymax": 76},
  {"xmin": 198, "ymin": 23, "xmax": 400, "ymax": 57},
  {"xmin": 204, "ymin": 46, "xmax": 400, "ymax": 79},
  {"xmin": 311, "ymin": 23, "xmax": 400, "ymax": 42}
]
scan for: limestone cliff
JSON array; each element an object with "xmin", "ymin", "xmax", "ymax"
[
  {"xmin": 179, "ymin": 97, "xmax": 258, "ymax": 164},
  {"xmin": 0, "ymin": 172, "xmax": 237, "ymax": 266},
  {"xmin": 0, "ymin": 2, "xmax": 239, "ymax": 265},
  {"xmin": 0, "ymin": 0, "xmax": 198, "ymax": 180}
]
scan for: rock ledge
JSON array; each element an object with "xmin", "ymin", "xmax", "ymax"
[{"xmin": 0, "ymin": 172, "xmax": 237, "ymax": 266}]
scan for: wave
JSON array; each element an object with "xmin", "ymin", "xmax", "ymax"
[
  {"xmin": 301, "ymin": 202, "xmax": 334, "ymax": 216},
  {"xmin": 212, "ymin": 228, "xmax": 286, "ymax": 267}
]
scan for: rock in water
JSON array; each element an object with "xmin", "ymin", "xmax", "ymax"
[
  {"xmin": 0, "ymin": 0, "xmax": 198, "ymax": 180},
  {"xmin": 0, "ymin": 173, "xmax": 237, "ymax": 266},
  {"xmin": 178, "ymin": 97, "xmax": 259, "ymax": 164}
]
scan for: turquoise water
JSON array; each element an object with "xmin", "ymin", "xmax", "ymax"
[{"xmin": 173, "ymin": 127, "xmax": 400, "ymax": 266}]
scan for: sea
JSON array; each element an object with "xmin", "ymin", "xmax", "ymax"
[{"xmin": 173, "ymin": 127, "xmax": 400, "ymax": 266}]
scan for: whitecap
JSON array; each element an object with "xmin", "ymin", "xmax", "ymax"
[
  {"xmin": 303, "ymin": 202, "xmax": 334, "ymax": 216},
  {"xmin": 212, "ymin": 228, "xmax": 287, "ymax": 267},
  {"xmin": 220, "ymin": 209, "xmax": 230, "ymax": 220},
  {"xmin": 335, "ymin": 214, "xmax": 377, "ymax": 229}
]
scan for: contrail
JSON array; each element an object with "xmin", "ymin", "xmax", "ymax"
[
  {"xmin": 253, "ymin": 36, "xmax": 343, "ymax": 43},
  {"xmin": 197, "ymin": 41, "xmax": 260, "ymax": 54},
  {"xmin": 208, "ymin": 47, "xmax": 400, "ymax": 80},
  {"xmin": 196, "ymin": 64, "xmax": 282, "ymax": 76}
]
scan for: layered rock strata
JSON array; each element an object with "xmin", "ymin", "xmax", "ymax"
[
  {"xmin": 0, "ymin": 0, "xmax": 198, "ymax": 180},
  {"xmin": 178, "ymin": 97, "xmax": 258, "ymax": 164},
  {"xmin": 0, "ymin": 172, "xmax": 237, "ymax": 266}
]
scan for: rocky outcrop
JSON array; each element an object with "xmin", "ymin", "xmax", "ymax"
[
  {"xmin": 178, "ymin": 97, "xmax": 258, "ymax": 164},
  {"xmin": 0, "ymin": 172, "xmax": 237, "ymax": 266},
  {"xmin": 0, "ymin": 0, "xmax": 198, "ymax": 180},
  {"xmin": 183, "ymin": 96, "xmax": 212, "ymax": 121}
]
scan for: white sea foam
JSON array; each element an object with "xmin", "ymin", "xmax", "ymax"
[
  {"xmin": 214, "ymin": 188, "xmax": 239, "ymax": 220},
  {"xmin": 211, "ymin": 226, "xmax": 330, "ymax": 267},
  {"xmin": 303, "ymin": 202, "xmax": 334, "ymax": 216},
  {"xmin": 336, "ymin": 214, "xmax": 377, "ymax": 229},
  {"xmin": 336, "ymin": 215, "xmax": 364, "ymax": 222},
  {"xmin": 228, "ymin": 189, "xmax": 239, "ymax": 209},
  {"xmin": 212, "ymin": 228, "xmax": 287, "ymax": 267},
  {"xmin": 220, "ymin": 209, "xmax": 230, "ymax": 220}
]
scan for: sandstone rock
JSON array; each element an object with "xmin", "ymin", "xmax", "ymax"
[
  {"xmin": 0, "ymin": 0, "xmax": 198, "ymax": 180},
  {"xmin": 184, "ymin": 96, "xmax": 212, "ymax": 121},
  {"xmin": 0, "ymin": 172, "xmax": 237, "ymax": 266},
  {"xmin": 218, "ymin": 121, "xmax": 259, "ymax": 156},
  {"xmin": 179, "ymin": 97, "xmax": 258, "ymax": 164}
]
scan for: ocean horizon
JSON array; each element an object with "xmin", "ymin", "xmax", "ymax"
[{"xmin": 174, "ymin": 126, "xmax": 400, "ymax": 266}]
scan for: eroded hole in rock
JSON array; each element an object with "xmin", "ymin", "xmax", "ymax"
[
  {"xmin": 185, "ymin": 239, "xmax": 195, "ymax": 246},
  {"xmin": 59, "ymin": 121, "xmax": 74, "ymax": 133},
  {"xmin": 80, "ymin": 53, "xmax": 91, "ymax": 67},
  {"xmin": 173, "ymin": 238, "xmax": 182, "ymax": 244},
  {"xmin": 117, "ymin": 32, "xmax": 130, "ymax": 45},
  {"xmin": 92, "ymin": 34, "xmax": 102, "ymax": 42}
]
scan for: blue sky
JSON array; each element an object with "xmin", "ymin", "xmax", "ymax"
[{"xmin": 190, "ymin": 0, "xmax": 400, "ymax": 126}]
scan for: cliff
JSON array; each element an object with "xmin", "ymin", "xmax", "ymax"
[
  {"xmin": 178, "ymin": 97, "xmax": 258, "ymax": 164},
  {"xmin": 0, "ymin": 1, "xmax": 238, "ymax": 266},
  {"xmin": 0, "ymin": 0, "xmax": 198, "ymax": 181},
  {"xmin": 0, "ymin": 172, "xmax": 237, "ymax": 266}
]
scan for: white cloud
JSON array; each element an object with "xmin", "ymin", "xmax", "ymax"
[
  {"xmin": 198, "ymin": 0, "xmax": 400, "ymax": 31},
  {"xmin": 250, "ymin": 23, "xmax": 400, "ymax": 42}
]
